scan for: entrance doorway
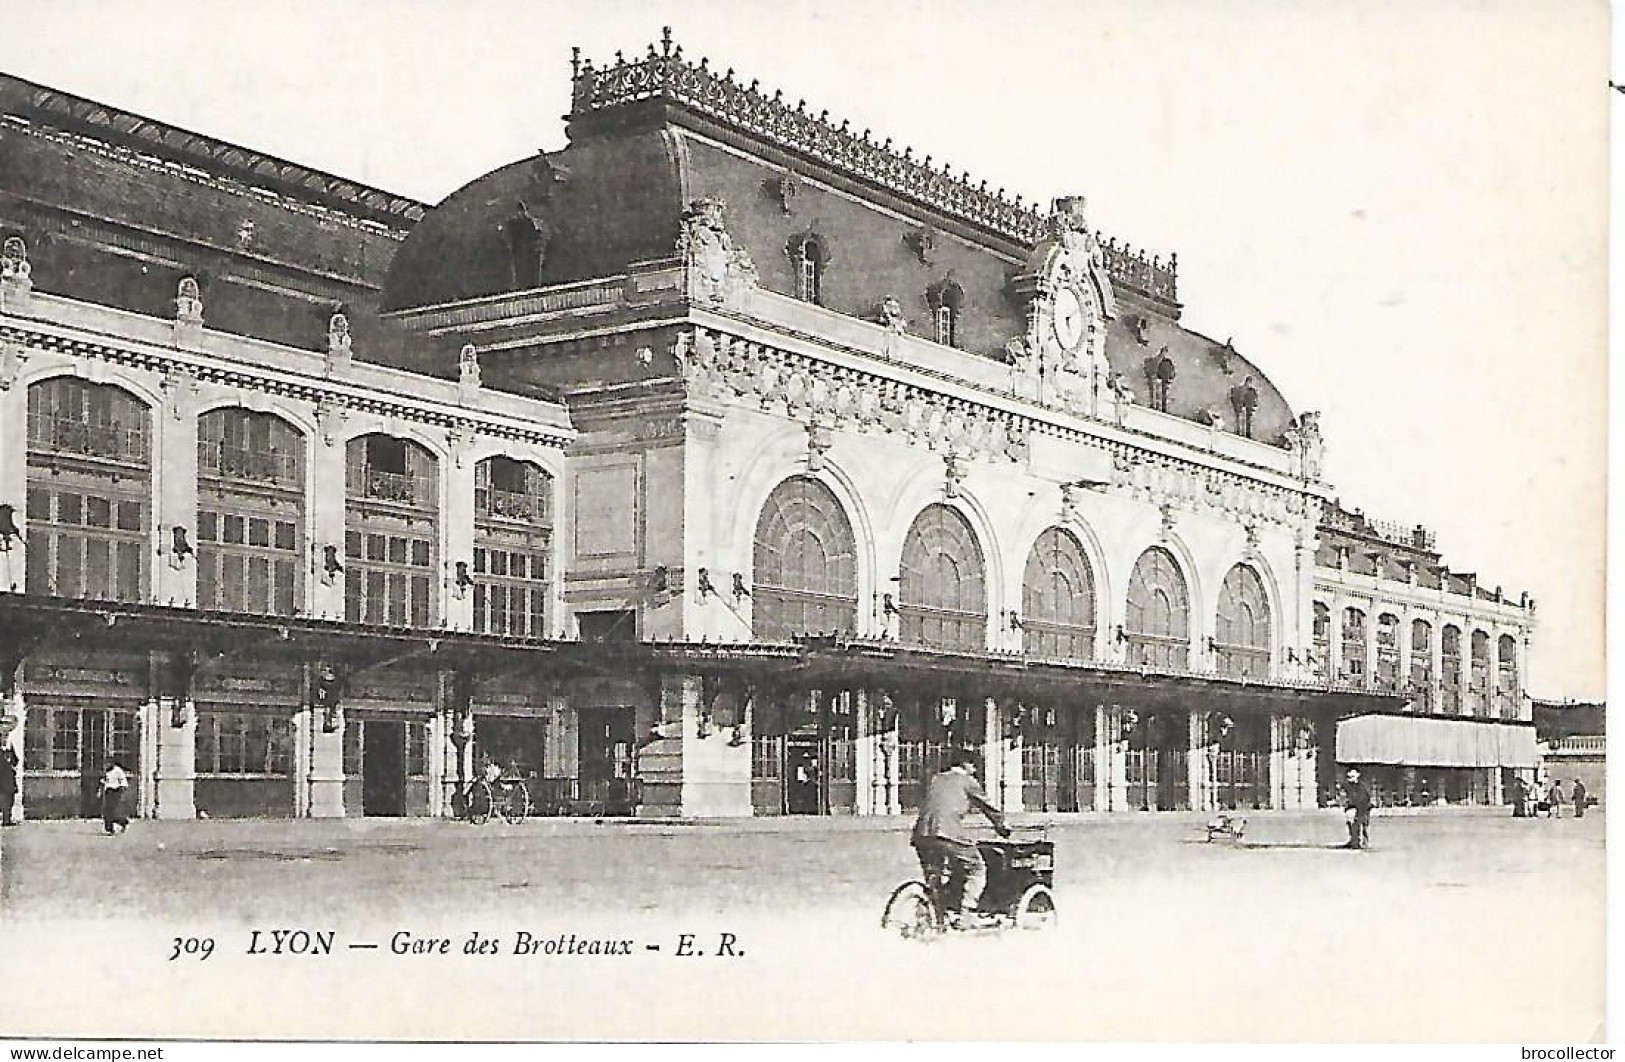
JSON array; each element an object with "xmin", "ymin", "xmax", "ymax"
[
  {"xmin": 362, "ymin": 719, "xmax": 406, "ymax": 816},
  {"xmin": 579, "ymin": 705, "xmax": 637, "ymax": 811},
  {"xmin": 73, "ymin": 707, "xmax": 141, "ymax": 818}
]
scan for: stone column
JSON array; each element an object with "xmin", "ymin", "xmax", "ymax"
[
  {"xmin": 983, "ymin": 697, "xmax": 1022, "ymax": 813},
  {"xmin": 0, "ymin": 342, "xmax": 27, "ymax": 596},
  {"xmin": 442, "ymin": 448, "xmax": 477, "ymax": 633},
  {"xmin": 153, "ymin": 378, "xmax": 199, "ymax": 609},
  {"xmin": 680, "ymin": 673, "xmax": 751, "ymax": 817},
  {"xmin": 853, "ymin": 689, "xmax": 876, "ymax": 815},
  {"xmin": 1188, "ymin": 709, "xmax": 1212, "ymax": 813},
  {"xmin": 292, "ymin": 706, "xmax": 313, "ymax": 817},
  {"xmin": 1431, "ymin": 615, "xmax": 1446, "ymax": 714},
  {"xmin": 425, "ymin": 709, "xmax": 446, "ymax": 818},
  {"xmin": 1327, "ymin": 598, "xmax": 1344, "ymax": 679},
  {"xmin": 1093, "ymin": 704, "xmax": 1111, "ymax": 813},
  {"xmin": 307, "ymin": 423, "xmax": 348, "ymax": 622},
  {"xmin": 153, "ymin": 696, "xmax": 196, "ymax": 820},
  {"xmin": 1102, "ymin": 705, "xmax": 1130, "ymax": 813},
  {"xmin": 1397, "ymin": 612, "xmax": 1413, "ymax": 705},
  {"xmin": 1456, "ymin": 631, "xmax": 1472, "ymax": 717},
  {"xmin": 306, "ymin": 663, "xmax": 346, "ymax": 817},
  {"xmin": 1268, "ymin": 714, "xmax": 1288, "ymax": 810}
]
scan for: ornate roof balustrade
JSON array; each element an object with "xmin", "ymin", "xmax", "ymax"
[{"xmin": 572, "ymin": 30, "xmax": 1177, "ymax": 302}]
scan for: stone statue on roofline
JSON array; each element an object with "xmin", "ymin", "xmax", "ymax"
[{"xmin": 677, "ymin": 196, "xmax": 756, "ymax": 304}]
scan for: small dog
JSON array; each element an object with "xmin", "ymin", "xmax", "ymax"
[{"xmin": 1205, "ymin": 813, "xmax": 1246, "ymax": 842}]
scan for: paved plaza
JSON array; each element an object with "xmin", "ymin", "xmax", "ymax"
[{"xmin": 0, "ymin": 808, "xmax": 1605, "ymax": 1042}]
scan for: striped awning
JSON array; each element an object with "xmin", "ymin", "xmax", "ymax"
[{"xmin": 1336, "ymin": 713, "xmax": 1537, "ymax": 768}]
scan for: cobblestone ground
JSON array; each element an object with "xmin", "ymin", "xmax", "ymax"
[{"xmin": 0, "ymin": 808, "xmax": 1605, "ymax": 1042}]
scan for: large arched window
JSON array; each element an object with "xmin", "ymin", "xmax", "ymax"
[
  {"xmin": 1374, "ymin": 613, "xmax": 1401, "ymax": 690},
  {"xmin": 898, "ymin": 505, "xmax": 986, "ymax": 651},
  {"xmin": 196, "ymin": 408, "xmax": 305, "ymax": 615},
  {"xmin": 473, "ymin": 456, "xmax": 553, "ymax": 637},
  {"xmin": 791, "ymin": 236, "xmax": 825, "ymax": 305},
  {"xmin": 1469, "ymin": 629, "xmax": 1491, "ymax": 716},
  {"xmin": 25, "ymin": 378, "xmax": 151, "ymax": 602},
  {"xmin": 1021, "ymin": 528, "xmax": 1096, "ymax": 660},
  {"xmin": 1214, "ymin": 563, "xmax": 1271, "ymax": 678},
  {"xmin": 1124, "ymin": 547, "xmax": 1189, "ymax": 669},
  {"xmin": 1410, "ymin": 619, "xmax": 1433, "ymax": 709},
  {"xmin": 344, "ymin": 434, "xmax": 439, "ymax": 626},
  {"xmin": 1312, "ymin": 601, "xmax": 1331, "ymax": 679},
  {"xmin": 1441, "ymin": 625, "xmax": 1463, "ymax": 714},
  {"xmin": 1496, "ymin": 633, "xmax": 1519, "ymax": 719},
  {"xmin": 752, "ymin": 476, "xmax": 858, "ymax": 639},
  {"xmin": 1340, "ymin": 607, "xmax": 1368, "ymax": 683}
]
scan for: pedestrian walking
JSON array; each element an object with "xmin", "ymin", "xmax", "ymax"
[
  {"xmin": 1572, "ymin": 779, "xmax": 1588, "ymax": 818},
  {"xmin": 1341, "ymin": 768, "xmax": 1372, "ymax": 850},
  {"xmin": 1545, "ymin": 779, "xmax": 1565, "ymax": 821},
  {"xmin": 1510, "ymin": 774, "xmax": 1528, "ymax": 818},
  {"xmin": 0, "ymin": 741, "xmax": 18, "ymax": 826},
  {"xmin": 98, "ymin": 759, "xmax": 130, "ymax": 834}
]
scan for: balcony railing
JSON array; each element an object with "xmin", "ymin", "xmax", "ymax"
[
  {"xmin": 477, "ymin": 487, "xmax": 551, "ymax": 526},
  {"xmin": 199, "ymin": 442, "xmax": 302, "ymax": 487},
  {"xmin": 27, "ymin": 414, "xmax": 150, "ymax": 466},
  {"xmin": 350, "ymin": 466, "xmax": 436, "ymax": 507}
]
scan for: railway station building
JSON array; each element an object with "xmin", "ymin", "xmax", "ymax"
[{"xmin": 0, "ymin": 32, "xmax": 1538, "ymax": 821}]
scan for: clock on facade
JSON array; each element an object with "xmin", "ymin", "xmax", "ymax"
[{"xmin": 1051, "ymin": 285, "xmax": 1086, "ymax": 351}]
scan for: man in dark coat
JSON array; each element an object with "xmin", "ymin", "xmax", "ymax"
[
  {"xmin": 1572, "ymin": 779, "xmax": 1588, "ymax": 818},
  {"xmin": 911, "ymin": 749, "xmax": 1009, "ymax": 920},
  {"xmin": 1341, "ymin": 768, "xmax": 1372, "ymax": 849}
]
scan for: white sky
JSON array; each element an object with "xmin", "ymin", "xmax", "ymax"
[{"xmin": 1, "ymin": 0, "xmax": 1607, "ymax": 700}]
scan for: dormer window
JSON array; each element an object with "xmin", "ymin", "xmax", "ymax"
[
  {"xmin": 926, "ymin": 277, "xmax": 964, "ymax": 349},
  {"xmin": 793, "ymin": 236, "xmax": 824, "ymax": 304}
]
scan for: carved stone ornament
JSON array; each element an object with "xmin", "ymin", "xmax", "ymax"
[
  {"xmin": 879, "ymin": 296, "xmax": 906, "ymax": 333},
  {"xmin": 1282, "ymin": 411, "xmax": 1324, "ymax": 481},
  {"xmin": 764, "ymin": 170, "xmax": 800, "ymax": 214},
  {"xmin": 0, "ymin": 339, "xmax": 25, "ymax": 390},
  {"xmin": 677, "ymin": 197, "xmax": 756, "ymax": 303},
  {"xmin": 806, "ymin": 422, "xmax": 833, "ymax": 472},
  {"xmin": 176, "ymin": 277, "xmax": 204, "ymax": 322},
  {"xmin": 458, "ymin": 343, "xmax": 482, "ymax": 391},
  {"xmin": 326, "ymin": 313, "xmax": 353, "ymax": 374},
  {"xmin": 1158, "ymin": 502, "xmax": 1177, "ymax": 542},
  {"xmin": 314, "ymin": 395, "xmax": 347, "ymax": 448},
  {"xmin": 943, "ymin": 452, "xmax": 967, "ymax": 498},
  {"xmin": 903, "ymin": 226, "xmax": 936, "ymax": 265},
  {"xmin": 672, "ymin": 326, "xmax": 1032, "ymax": 468},
  {"xmin": 0, "ymin": 236, "xmax": 31, "ymax": 311},
  {"xmin": 162, "ymin": 365, "xmax": 199, "ymax": 421}
]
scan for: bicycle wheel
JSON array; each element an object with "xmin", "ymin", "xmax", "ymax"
[
  {"xmin": 469, "ymin": 782, "xmax": 493, "ymax": 825},
  {"xmin": 1013, "ymin": 883, "xmax": 1057, "ymax": 930},
  {"xmin": 880, "ymin": 881, "xmax": 939, "ymax": 941},
  {"xmin": 501, "ymin": 782, "xmax": 530, "ymax": 825}
]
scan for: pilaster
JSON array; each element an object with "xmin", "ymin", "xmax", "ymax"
[
  {"xmin": 308, "ymin": 426, "xmax": 348, "ymax": 621},
  {"xmin": 153, "ymin": 697, "xmax": 196, "ymax": 820},
  {"xmin": 1188, "ymin": 709, "xmax": 1212, "ymax": 813},
  {"xmin": 442, "ymin": 448, "xmax": 477, "ymax": 632},
  {"xmin": 0, "ymin": 345, "xmax": 26, "ymax": 595}
]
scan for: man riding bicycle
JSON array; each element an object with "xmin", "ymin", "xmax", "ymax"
[{"xmin": 911, "ymin": 749, "xmax": 1010, "ymax": 923}]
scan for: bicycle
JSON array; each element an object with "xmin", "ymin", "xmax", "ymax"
[
  {"xmin": 465, "ymin": 776, "xmax": 530, "ymax": 825},
  {"xmin": 881, "ymin": 826, "xmax": 1057, "ymax": 940}
]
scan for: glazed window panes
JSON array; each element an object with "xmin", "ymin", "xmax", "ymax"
[
  {"xmin": 345, "ymin": 435, "xmax": 438, "ymax": 627},
  {"xmin": 197, "ymin": 411, "xmax": 305, "ymax": 617},
  {"xmin": 898, "ymin": 504, "xmax": 986, "ymax": 652},
  {"xmin": 752, "ymin": 477, "xmax": 859, "ymax": 640},
  {"xmin": 1021, "ymin": 528, "xmax": 1096, "ymax": 660},
  {"xmin": 1124, "ymin": 547, "xmax": 1189, "ymax": 669},
  {"xmin": 405, "ymin": 722, "xmax": 428, "ymax": 778},
  {"xmin": 23, "ymin": 485, "xmax": 148, "ymax": 602},
  {"xmin": 935, "ymin": 305, "xmax": 956, "ymax": 348},
  {"xmin": 1441, "ymin": 625, "xmax": 1463, "ymax": 714},
  {"xmin": 26, "ymin": 377, "xmax": 150, "ymax": 466},
  {"xmin": 1410, "ymin": 619, "xmax": 1433, "ymax": 709},
  {"xmin": 1374, "ymin": 613, "xmax": 1401, "ymax": 690},
  {"xmin": 1214, "ymin": 564, "xmax": 1271, "ymax": 678},
  {"xmin": 1497, "ymin": 634, "xmax": 1520, "ymax": 718},
  {"xmin": 475, "ymin": 457, "xmax": 553, "ymax": 528},
  {"xmin": 1340, "ymin": 608, "xmax": 1368, "ymax": 680},
  {"xmin": 1469, "ymin": 629, "xmax": 1491, "ymax": 715},
  {"xmin": 796, "ymin": 241, "xmax": 823, "ymax": 304},
  {"xmin": 470, "ymin": 544, "xmax": 551, "ymax": 637},
  {"xmin": 194, "ymin": 712, "xmax": 293, "ymax": 775},
  {"xmin": 1312, "ymin": 601, "xmax": 1331, "ymax": 679},
  {"xmin": 26, "ymin": 707, "xmax": 138, "ymax": 774}
]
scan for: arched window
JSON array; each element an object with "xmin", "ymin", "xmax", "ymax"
[
  {"xmin": 1441, "ymin": 625, "xmax": 1462, "ymax": 714},
  {"xmin": 1374, "ymin": 613, "xmax": 1400, "ymax": 690},
  {"xmin": 1410, "ymin": 619, "xmax": 1433, "ymax": 709},
  {"xmin": 473, "ymin": 456, "xmax": 553, "ymax": 637},
  {"xmin": 1312, "ymin": 601, "xmax": 1331, "ymax": 679},
  {"xmin": 1469, "ymin": 629, "xmax": 1491, "ymax": 716},
  {"xmin": 1124, "ymin": 547, "xmax": 1189, "ymax": 669},
  {"xmin": 752, "ymin": 477, "xmax": 858, "ymax": 639},
  {"xmin": 1340, "ymin": 607, "xmax": 1367, "ymax": 682},
  {"xmin": 25, "ymin": 378, "xmax": 151, "ymax": 602},
  {"xmin": 898, "ymin": 505, "xmax": 986, "ymax": 651},
  {"xmin": 1214, "ymin": 564, "xmax": 1271, "ymax": 678},
  {"xmin": 1496, "ymin": 633, "xmax": 1519, "ymax": 719},
  {"xmin": 345, "ymin": 434, "xmax": 439, "ymax": 626},
  {"xmin": 196, "ymin": 408, "xmax": 305, "ymax": 615},
  {"xmin": 1021, "ymin": 528, "xmax": 1096, "ymax": 660},
  {"xmin": 792, "ymin": 236, "xmax": 825, "ymax": 305}
]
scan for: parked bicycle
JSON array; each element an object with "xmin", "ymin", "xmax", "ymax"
[{"xmin": 465, "ymin": 775, "xmax": 530, "ymax": 825}]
